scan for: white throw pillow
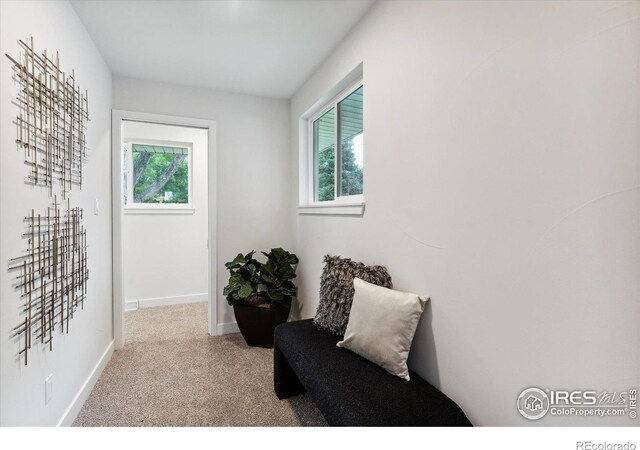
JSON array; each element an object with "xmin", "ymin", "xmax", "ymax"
[{"xmin": 336, "ymin": 277, "xmax": 428, "ymax": 381}]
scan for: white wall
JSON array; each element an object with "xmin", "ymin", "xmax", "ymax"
[
  {"xmin": 122, "ymin": 121, "xmax": 208, "ymax": 309},
  {"xmin": 113, "ymin": 77, "xmax": 293, "ymax": 328},
  {"xmin": 290, "ymin": 1, "xmax": 640, "ymax": 426},
  {"xmin": 0, "ymin": 1, "xmax": 113, "ymax": 426}
]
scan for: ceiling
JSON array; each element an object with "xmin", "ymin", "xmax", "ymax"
[{"xmin": 71, "ymin": 0, "xmax": 375, "ymax": 99}]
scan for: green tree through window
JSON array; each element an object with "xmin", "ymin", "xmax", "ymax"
[
  {"xmin": 131, "ymin": 145, "xmax": 189, "ymax": 204},
  {"xmin": 340, "ymin": 138, "xmax": 363, "ymax": 196}
]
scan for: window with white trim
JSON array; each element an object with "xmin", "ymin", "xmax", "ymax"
[
  {"xmin": 123, "ymin": 142, "xmax": 193, "ymax": 210},
  {"xmin": 310, "ymin": 83, "xmax": 363, "ymax": 204}
]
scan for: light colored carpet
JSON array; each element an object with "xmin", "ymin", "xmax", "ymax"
[{"xmin": 73, "ymin": 303, "xmax": 327, "ymax": 426}]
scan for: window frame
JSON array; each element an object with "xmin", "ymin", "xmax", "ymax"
[
  {"xmin": 123, "ymin": 138, "xmax": 195, "ymax": 214},
  {"xmin": 307, "ymin": 78, "xmax": 364, "ymax": 208}
]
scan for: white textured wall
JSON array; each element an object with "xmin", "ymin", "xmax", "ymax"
[
  {"xmin": 290, "ymin": 0, "xmax": 640, "ymax": 426},
  {"xmin": 0, "ymin": 1, "xmax": 113, "ymax": 426},
  {"xmin": 113, "ymin": 77, "xmax": 293, "ymax": 327},
  {"xmin": 122, "ymin": 121, "xmax": 208, "ymax": 306}
]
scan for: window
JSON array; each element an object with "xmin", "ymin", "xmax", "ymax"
[
  {"xmin": 124, "ymin": 142, "xmax": 192, "ymax": 210},
  {"xmin": 313, "ymin": 108, "xmax": 336, "ymax": 201},
  {"xmin": 311, "ymin": 83, "xmax": 363, "ymax": 204}
]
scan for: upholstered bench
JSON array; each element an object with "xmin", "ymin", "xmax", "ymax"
[{"xmin": 273, "ymin": 319, "xmax": 472, "ymax": 427}]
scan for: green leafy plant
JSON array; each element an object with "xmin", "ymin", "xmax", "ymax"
[
  {"xmin": 260, "ymin": 248, "xmax": 299, "ymax": 308},
  {"xmin": 223, "ymin": 251, "xmax": 263, "ymax": 305},
  {"xmin": 223, "ymin": 248, "xmax": 298, "ymax": 308}
]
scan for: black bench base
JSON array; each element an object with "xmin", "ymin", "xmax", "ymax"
[{"xmin": 274, "ymin": 319, "xmax": 472, "ymax": 427}]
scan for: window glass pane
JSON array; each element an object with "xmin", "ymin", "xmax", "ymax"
[
  {"xmin": 122, "ymin": 142, "xmax": 129, "ymax": 205},
  {"xmin": 131, "ymin": 144, "xmax": 189, "ymax": 204},
  {"xmin": 338, "ymin": 86, "xmax": 363, "ymax": 197},
  {"xmin": 313, "ymin": 108, "xmax": 335, "ymax": 202}
]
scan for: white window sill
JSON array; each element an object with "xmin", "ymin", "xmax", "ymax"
[
  {"xmin": 124, "ymin": 207, "xmax": 195, "ymax": 215},
  {"xmin": 297, "ymin": 202, "xmax": 365, "ymax": 216}
]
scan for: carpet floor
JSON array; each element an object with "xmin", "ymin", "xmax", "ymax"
[{"xmin": 73, "ymin": 303, "xmax": 327, "ymax": 426}]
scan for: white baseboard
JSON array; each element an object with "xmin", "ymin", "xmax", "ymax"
[
  {"xmin": 216, "ymin": 322, "xmax": 240, "ymax": 335},
  {"xmin": 125, "ymin": 293, "xmax": 207, "ymax": 311},
  {"xmin": 57, "ymin": 340, "xmax": 114, "ymax": 427}
]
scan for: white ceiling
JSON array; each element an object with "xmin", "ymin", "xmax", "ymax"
[{"xmin": 71, "ymin": 0, "xmax": 375, "ymax": 99}]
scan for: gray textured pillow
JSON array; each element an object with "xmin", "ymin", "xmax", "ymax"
[{"xmin": 313, "ymin": 255, "xmax": 393, "ymax": 335}]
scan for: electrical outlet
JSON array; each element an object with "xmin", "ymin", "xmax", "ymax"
[{"xmin": 45, "ymin": 374, "xmax": 53, "ymax": 405}]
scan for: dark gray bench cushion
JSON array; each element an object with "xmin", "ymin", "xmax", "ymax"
[{"xmin": 274, "ymin": 319, "xmax": 472, "ymax": 426}]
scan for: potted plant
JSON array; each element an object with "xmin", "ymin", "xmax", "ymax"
[{"xmin": 223, "ymin": 248, "xmax": 299, "ymax": 347}]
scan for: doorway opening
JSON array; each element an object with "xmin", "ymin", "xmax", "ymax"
[{"xmin": 112, "ymin": 111, "xmax": 216, "ymax": 349}]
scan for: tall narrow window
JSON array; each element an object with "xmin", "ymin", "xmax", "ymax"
[
  {"xmin": 310, "ymin": 83, "xmax": 363, "ymax": 203},
  {"xmin": 338, "ymin": 86, "xmax": 363, "ymax": 197},
  {"xmin": 313, "ymin": 108, "xmax": 336, "ymax": 202}
]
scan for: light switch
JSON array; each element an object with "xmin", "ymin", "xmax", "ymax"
[{"xmin": 94, "ymin": 197, "xmax": 100, "ymax": 215}]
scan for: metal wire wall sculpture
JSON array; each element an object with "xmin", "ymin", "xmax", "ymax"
[
  {"xmin": 5, "ymin": 38, "xmax": 90, "ymax": 365},
  {"xmin": 8, "ymin": 198, "xmax": 89, "ymax": 365},
  {"xmin": 5, "ymin": 37, "xmax": 89, "ymax": 197}
]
